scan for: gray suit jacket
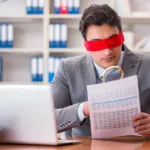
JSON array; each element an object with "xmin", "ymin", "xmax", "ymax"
[{"xmin": 51, "ymin": 45, "xmax": 150, "ymax": 137}]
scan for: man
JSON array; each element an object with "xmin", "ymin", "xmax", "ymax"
[{"xmin": 51, "ymin": 4, "xmax": 150, "ymax": 137}]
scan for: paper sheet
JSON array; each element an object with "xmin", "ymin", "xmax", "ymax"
[{"xmin": 87, "ymin": 75, "xmax": 141, "ymax": 139}]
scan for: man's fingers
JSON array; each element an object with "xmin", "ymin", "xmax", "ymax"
[
  {"xmin": 133, "ymin": 117, "xmax": 150, "ymax": 128},
  {"xmin": 132, "ymin": 113, "xmax": 149, "ymax": 122},
  {"xmin": 137, "ymin": 128, "xmax": 150, "ymax": 136},
  {"xmin": 135, "ymin": 123, "xmax": 150, "ymax": 132}
]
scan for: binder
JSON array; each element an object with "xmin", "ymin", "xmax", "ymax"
[
  {"xmin": 60, "ymin": 24, "xmax": 67, "ymax": 48},
  {"xmin": 38, "ymin": 0, "xmax": 44, "ymax": 14},
  {"xmin": 31, "ymin": 57, "xmax": 38, "ymax": 82},
  {"xmin": 68, "ymin": 0, "xmax": 74, "ymax": 14},
  {"xmin": 49, "ymin": 24, "xmax": 55, "ymax": 48},
  {"xmin": 37, "ymin": 57, "xmax": 43, "ymax": 82},
  {"xmin": 54, "ymin": 57, "xmax": 60, "ymax": 74},
  {"xmin": 32, "ymin": 0, "xmax": 38, "ymax": 14},
  {"xmin": 7, "ymin": 24, "xmax": 14, "ymax": 48},
  {"xmin": 54, "ymin": 0, "xmax": 61, "ymax": 14},
  {"xmin": 1, "ymin": 24, "xmax": 7, "ymax": 48},
  {"xmin": 60, "ymin": 0, "xmax": 68, "ymax": 14},
  {"xmin": 48, "ymin": 56, "xmax": 55, "ymax": 82},
  {"xmin": 54, "ymin": 24, "xmax": 61, "ymax": 48},
  {"xmin": 0, "ymin": 57, "xmax": 3, "ymax": 81},
  {"xmin": 73, "ymin": 0, "xmax": 80, "ymax": 14},
  {"xmin": 0, "ymin": 24, "xmax": 1, "ymax": 48},
  {"xmin": 26, "ymin": 0, "xmax": 32, "ymax": 14}
]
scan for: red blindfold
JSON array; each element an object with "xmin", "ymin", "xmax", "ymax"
[{"xmin": 84, "ymin": 32, "xmax": 124, "ymax": 51}]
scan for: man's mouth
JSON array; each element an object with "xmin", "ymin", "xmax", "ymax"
[{"xmin": 103, "ymin": 56, "xmax": 115, "ymax": 61}]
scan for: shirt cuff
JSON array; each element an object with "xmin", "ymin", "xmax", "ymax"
[{"xmin": 78, "ymin": 102, "xmax": 87, "ymax": 122}]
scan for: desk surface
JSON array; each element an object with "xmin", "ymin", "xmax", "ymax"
[{"xmin": 0, "ymin": 137, "xmax": 149, "ymax": 150}]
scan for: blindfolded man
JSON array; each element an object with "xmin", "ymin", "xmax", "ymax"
[{"xmin": 51, "ymin": 4, "xmax": 150, "ymax": 138}]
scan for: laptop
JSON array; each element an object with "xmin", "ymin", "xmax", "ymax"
[{"xmin": 0, "ymin": 84, "xmax": 80, "ymax": 145}]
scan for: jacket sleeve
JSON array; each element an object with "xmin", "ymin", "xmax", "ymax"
[{"xmin": 50, "ymin": 60, "xmax": 82, "ymax": 133}]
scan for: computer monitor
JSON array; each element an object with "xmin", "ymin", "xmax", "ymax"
[{"xmin": 0, "ymin": 84, "xmax": 80, "ymax": 145}]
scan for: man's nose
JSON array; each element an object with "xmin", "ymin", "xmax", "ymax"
[{"xmin": 104, "ymin": 49, "xmax": 113, "ymax": 55}]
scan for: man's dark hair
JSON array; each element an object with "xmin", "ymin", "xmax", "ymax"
[{"xmin": 79, "ymin": 4, "xmax": 122, "ymax": 40}]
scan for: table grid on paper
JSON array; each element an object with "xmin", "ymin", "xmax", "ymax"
[{"xmin": 93, "ymin": 108, "xmax": 139, "ymax": 130}]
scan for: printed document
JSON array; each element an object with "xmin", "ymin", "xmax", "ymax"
[{"xmin": 87, "ymin": 75, "xmax": 141, "ymax": 139}]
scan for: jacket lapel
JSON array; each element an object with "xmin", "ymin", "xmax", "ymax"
[
  {"xmin": 122, "ymin": 45, "xmax": 141, "ymax": 78},
  {"xmin": 80, "ymin": 54, "xmax": 97, "ymax": 87}
]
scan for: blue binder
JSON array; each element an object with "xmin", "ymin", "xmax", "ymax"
[
  {"xmin": 0, "ymin": 24, "xmax": 1, "ymax": 48},
  {"xmin": 68, "ymin": 0, "xmax": 74, "ymax": 14},
  {"xmin": 54, "ymin": 0, "xmax": 61, "ymax": 14},
  {"xmin": 60, "ymin": 24, "xmax": 67, "ymax": 48},
  {"xmin": 38, "ymin": 0, "xmax": 44, "ymax": 14},
  {"xmin": 73, "ymin": 0, "xmax": 80, "ymax": 14},
  {"xmin": 31, "ymin": 57, "xmax": 38, "ymax": 82},
  {"xmin": 26, "ymin": 0, "xmax": 32, "ymax": 14},
  {"xmin": 49, "ymin": 24, "xmax": 55, "ymax": 48},
  {"xmin": 1, "ymin": 24, "xmax": 7, "ymax": 48},
  {"xmin": 0, "ymin": 57, "xmax": 3, "ymax": 81},
  {"xmin": 7, "ymin": 24, "xmax": 14, "ymax": 48},
  {"xmin": 37, "ymin": 57, "xmax": 43, "ymax": 82},
  {"xmin": 54, "ymin": 57, "xmax": 60, "ymax": 74},
  {"xmin": 32, "ymin": 0, "xmax": 38, "ymax": 14},
  {"xmin": 54, "ymin": 24, "xmax": 61, "ymax": 48},
  {"xmin": 48, "ymin": 56, "xmax": 55, "ymax": 82}
]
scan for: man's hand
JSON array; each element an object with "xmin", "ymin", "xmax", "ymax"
[
  {"xmin": 83, "ymin": 102, "xmax": 89, "ymax": 116},
  {"xmin": 132, "ymin": 113, "xmax": 150, "ymax": 137}
]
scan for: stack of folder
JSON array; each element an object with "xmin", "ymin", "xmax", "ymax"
[
  {"xmin": 31, "ymin": 56, "xmax": 71, "ymax": 82},
  {"xmin": 49, "ymin": 24, "xmax": 68, "ymax": 48},
  {"xmin": 30, "ymin": 56, "xmax": 43, "ymax": 82},
  {"xmin": 54, "ymin": 0, "xmax": 80, "ymax": 14},
  {"xmin": 0, "ymin": 23, "xmax": 14, "ymax": 48},
  {"xmin": 26, "ymin": 0, "xmax": 44, "ymax": 14}
]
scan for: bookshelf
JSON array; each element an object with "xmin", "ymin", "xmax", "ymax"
[
  {"xmin": 0, "ymin": 0, "xmax": 150, "ymax": 84},
  {"xmin": 49, "ymin": 14, "xmax": 81, "ymax": 19},
  {"xmin": 49, "ymin": 48, "xmax": 86, "ymax": 53},
  {"xmin": 0, "ymin": 48, "xmax": 43, "ymax": 54}
]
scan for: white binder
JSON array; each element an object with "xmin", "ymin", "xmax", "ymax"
[
  {"xmin": 54, "ymin": 24, "xmax": 61, "ymax": 48},
  {"xmin": 60, "ymin": 24, "xmax": 67, "ymax": 48},
  {"xmin": 38, "ymin": 57, "xmax": 43, "ymax": 82},
  {"xmin": 49, "ymin": 24, "xmax": 54, "ymax": 48},
  {"xmin": 73, "ymin": 0, "xmax": 80, "ymax": 14},
  {"xmin": 1, "ymin": 24, "xmax": 7, "ymax": 48},
  {"xmin": 7, "ymin": 24, "xmax": 14, "ymax": 48},
  {"xmin": 68, "ymin": 0, "xmax": 74, "ymax": 14},
  {"xmin": 38, "ymin": 0, "xmax": 44, "ymax": 14},
  {"xmin": 31, "ymin": 57, "xmax": 38, "ymax": 82}
]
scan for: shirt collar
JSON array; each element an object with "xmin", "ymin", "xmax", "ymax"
[{"xmin": 94, "ymin": 51, "xmax": 124, "ymax": 79}]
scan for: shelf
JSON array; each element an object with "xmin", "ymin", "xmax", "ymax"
[
  {"xmin": 49, "ymin": 14, "xmax": 81, "ymax": 19},
  {"xmin": 0, "ymin": 82, "xmax": 45, "ymax": 85},
  {"xmin": 121, "ymin": 15, "xmax": 150, "ymax": 23},
  {"xmin": 0, "ymin": 48, "xmax": 43, "ymax": 54},
  {"xmin": 48, "ymin": 14, "xmax": 150, "ymax": 23},
  {"xmin": 0, "ymin": 15, "xmax": 44, "ymax": 22},
  {"xmin": 49, "ymin": 48, "xmax": 86, "ymax": 53}
]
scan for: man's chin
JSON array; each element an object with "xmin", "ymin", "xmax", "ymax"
[{"xmin": 103, "ymin": 62, "xmax": 117, "ymax": 69}]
